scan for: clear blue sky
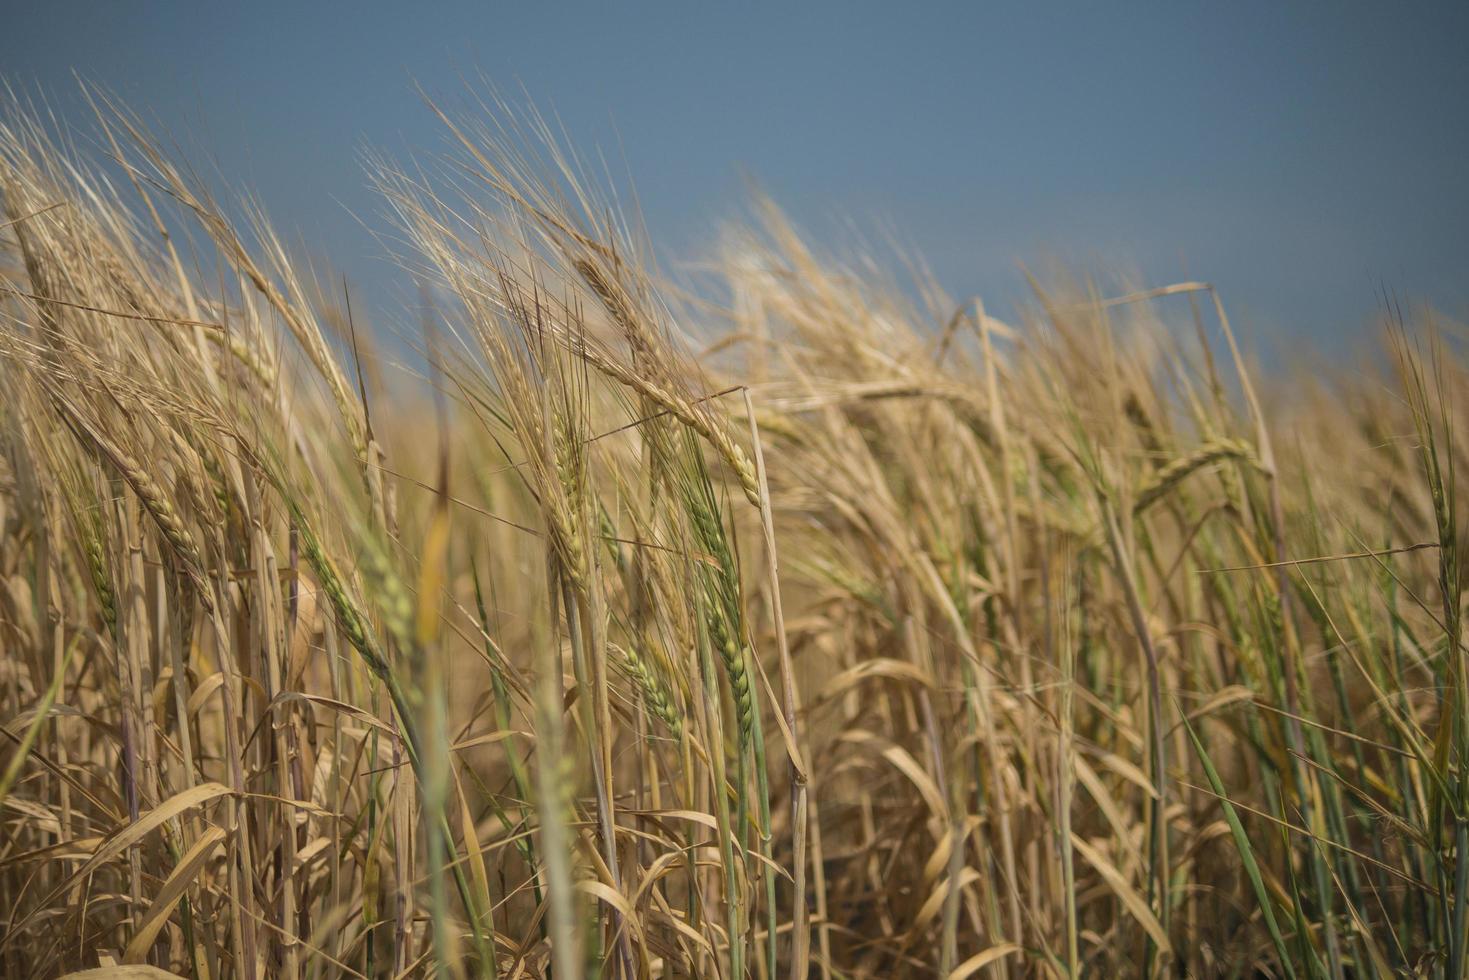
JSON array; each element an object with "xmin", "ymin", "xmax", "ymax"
[{"xmin": 4, "ymin": 0, "xmax": 1466, "ymax": 344}]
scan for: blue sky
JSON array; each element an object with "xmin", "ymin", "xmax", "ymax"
[{"xmin": 3, "ymin": 1, "xmax": 1466, "ymax": 345}]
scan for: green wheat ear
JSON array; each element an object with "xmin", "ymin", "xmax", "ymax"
[
  {"xmin": 614, "ymin": 642, "xmax": 683, "ymax": 738},
  {"xmin": 1133, "ymin": 437, "xmax": 1258, "ymax": 514}
]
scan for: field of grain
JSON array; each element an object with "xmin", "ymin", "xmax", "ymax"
[{"xmin": 1, "ymin": 94, "xmax": 1465, "ymax": 978}]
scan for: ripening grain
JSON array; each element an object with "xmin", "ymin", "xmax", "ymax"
[{"xmin": 0, "ymin": 91, "xmax": 1465, "ymax": 979}]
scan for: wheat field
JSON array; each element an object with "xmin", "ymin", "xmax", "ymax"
[{"xmin": 0, "ymin": 91, "xmax": 1465, "ymax": 979}]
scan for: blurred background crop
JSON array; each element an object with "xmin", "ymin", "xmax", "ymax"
[{"xmin": 5, "ymin": 0, "xmax": 1466, "ymax": 346}]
